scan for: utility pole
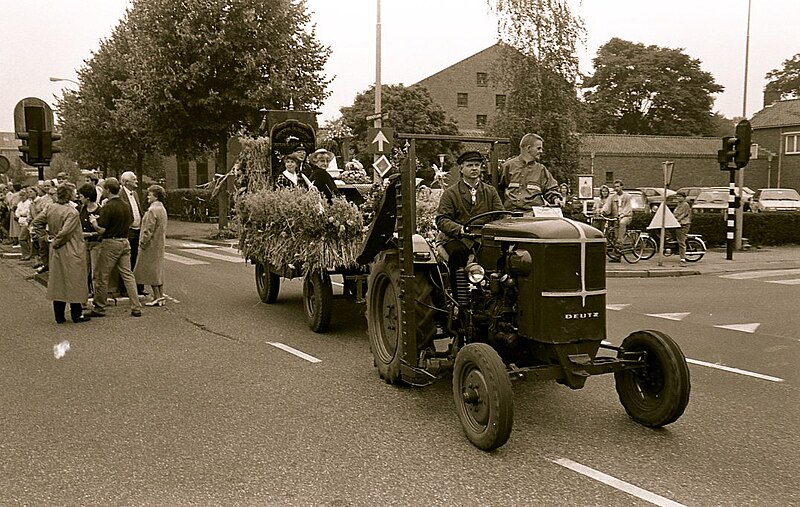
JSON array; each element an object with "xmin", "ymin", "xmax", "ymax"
[
  {"xmin": 372, "ymin": 0, "xmax": 383, "ymax": 184},
  {"xmin": 735, "ymin": 0, "xmax": 752, "ymax": 250}
]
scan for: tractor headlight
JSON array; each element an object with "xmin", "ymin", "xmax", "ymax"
[{"xmin": 466, "ymin": 262, "xmax": 485, "ymax": 284}]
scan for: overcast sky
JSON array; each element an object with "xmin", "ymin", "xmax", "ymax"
[{"xmin": 1, "ymin": 0, "xmax": 796, "ymax": 133}]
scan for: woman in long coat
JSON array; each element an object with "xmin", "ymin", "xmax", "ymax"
[
  {"xmin": 31, "ymin": 183, "xmax": 90, "ymax": 323},
  {"xmin": 134, "ymin": 185, "xmax": 168, "ymax": 306}
]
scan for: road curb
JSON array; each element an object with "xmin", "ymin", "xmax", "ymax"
[{"xmin": 607, "ymin": 268, "xmax": 701, "ymax": 278}]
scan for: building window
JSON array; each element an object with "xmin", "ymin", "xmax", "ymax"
[
  {"xmin": 196, "ymin": 159, "xmax": 209, "ymax": 186},
  {"xmin": 457, "ymin": 93, "xmax": 468, "ymax": 107},
  {"xmin": 476, "ymin": 115, "xmax": 487, "ymax": 128},
  {"xmin": 177, "ymin": 156, "xmax": 190, "ymax": 188},
  {"xmin": 495, "ymin": 94, "xmax": 506, "ymax": 109},
  {"xmin": 605, "ymin": 172, "xmax": 614, "ymax": 184},
  {"xmin": 476, "ymin": 72, "xmax": 488, "ymax": 87},
  {"xmin": 785, "ymin": 133, "xmax": 800, "ymax": 154}
]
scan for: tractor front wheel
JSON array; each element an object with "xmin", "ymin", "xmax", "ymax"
[
  {"xmin": 615, "ymin": 330, "xmax": 691, "ymax": 427},
  {"xmin": 453, "ymin": 343, "xmax": 514, "ymax": 451}
]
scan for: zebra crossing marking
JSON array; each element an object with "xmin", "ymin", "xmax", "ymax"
[
  {"xmin": 178, "ymin": 248, "xmax": 242, "ymax": 263},
  {"xmin": 164, "ymin": 252, "xmax": 209, "ymax": 265}
]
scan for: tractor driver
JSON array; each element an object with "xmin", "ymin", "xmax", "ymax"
[{"xmin": 435, "ymin": 150, "xmax": 504, "ymax": 296}]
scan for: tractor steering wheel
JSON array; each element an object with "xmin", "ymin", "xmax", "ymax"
[{"xmin": 462, "ymin": 210, "xmax": 521, "ymax": 234}]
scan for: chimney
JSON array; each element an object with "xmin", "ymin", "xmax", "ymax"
[{"xmin": 764, "ymin": 88, "xmax": 782, "ymax": 107}]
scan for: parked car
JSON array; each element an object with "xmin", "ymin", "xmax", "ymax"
[
  {"xmin": 750, "ymin": 188, "xmax": 800, "ymax": 212},
  {"xmin": 708, "ymin": 186, "xmax": 754, "ymax": 212},
  {"xmin": 673, "ymin": 187, "xmax": 707, "ymax": 205},
  {"xmin": 691, "ymin": 190, "xmax": 729, "ymax": 215},
  {"xmin": 639, "ymin": 187, "xmax": 677, "ymax": 211}
]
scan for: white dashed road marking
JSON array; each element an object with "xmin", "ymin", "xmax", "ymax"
[
  {"xmin": 719, "ymin": 268, "xmax": 800, "ymax": 280},
  {"xmin": 164, "ymin": 252, "xmax": 209, "ymax": 265},
  {"xmin": 179, "ymin": 248, "xmax": 242, "ymax": 263},
  {"xmin": 686, "ymin": 358, "xmax": 784, "ymax": 383},
  {"xmin": 267, "ymin": 342, "xmax": 321, "ymax": 363},
  {"xmin": 766, "ymin": 278, "xmax": 800, "ymax": 285},
  {"xmin": 646, "ymin": 312, "xmax": 690, "ymax": 321},
  {"xmin": 553, "ymin": 458, "xmax": 686, "ymax": 507},
  {"xmin": 713, "ymin": 323, "xmax": 760, "ymax": 333}
]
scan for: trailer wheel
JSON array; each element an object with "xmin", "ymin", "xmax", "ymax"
[
  {"xmin": 366, "ymin": 250, "xmax": 436, "ymax": 384},
  {"xmin": 303, "ymin": 270, "xmax": 333, "ymax": 333},
  {"xmin": 255, "ymin": 262, "xmax": 280, "ymax": 304},
  {"xmin": 615, "ymin": 330, "xmax": 690, "ymax": 427},
  {"xmin": 453, "ymin": 343, "xmax": 514, "ymax": 451}
]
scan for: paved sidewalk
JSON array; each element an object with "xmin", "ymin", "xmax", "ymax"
[{"xmin": 3, "ymin": 219, "xmax": 799, "ymax": 279}]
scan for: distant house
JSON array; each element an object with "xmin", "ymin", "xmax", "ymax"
[
  {"xmin": 415, "ymin": 43, "xmax": 507, "ymax": 134},
  {"xmin": 578, "ymin": 134, "xmax": 743, "ymax": 190},
  {"xmin": 750, "ymin": 91, "xmax": 800, "ymax": 190}
]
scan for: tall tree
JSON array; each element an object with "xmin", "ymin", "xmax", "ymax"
[
  {"xmin": 340, "ymin": 84, "xmax": 460, "ymax": 169},
  {"xmin": 765, "ymin": 53, "xmax": 800, "ymax": 99},
  {"xmin": 583, "ymin": 38, "xmax": 723, "ymax": 136},
  {"xmin": 486, "ymin": 0, "xmax": 585, "ymax": 183}
]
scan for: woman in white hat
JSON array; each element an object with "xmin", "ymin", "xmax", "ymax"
[{"xmin": 307, "ymin": 148, "xmax": 340, "ymax": 203}]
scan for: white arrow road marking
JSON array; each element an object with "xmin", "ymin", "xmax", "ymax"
[
  {"xmin": 646, "ymin": 312, "xmax": 690, "ymax": 321},
  {"xmin": 553, "ymin": 458, "xmax": 686, "ymax": 507},
  {"xmin": 714, "ymin": 323, "xmax": 760, "ymax": 333},
  {"xmin": 267, "ymin": 342, "xmax": 321, "ymax": 363},
  {"xmin": 720, "ymin": 268, "xmax": 800, "ymax": 279},
  {"xmin": 606, "ymin": 304, "xmax": 629, "ymax": 311},
  {"xmin": 179, "ymin": 248, "xmax": 242, "ymax": 263},
  {"xmin": 164, "ymin": 252, "xmax": 209, "ymax": 265},
  {"xmin": 766, "ymin": 278, "xmax": 800, "ymax": 285},
  {"xmin": 686, "ymin": 358, "xmax": 784, "ymax": 382}
]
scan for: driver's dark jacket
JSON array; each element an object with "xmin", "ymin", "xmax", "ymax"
[{"xmin": 435, "ymin": 179, "xmax": 504, "ymax": 247}]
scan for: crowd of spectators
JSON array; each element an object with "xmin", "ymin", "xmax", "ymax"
[{"xmin": 2, "ymin": 171, "xmax": 168, "ymax": 323}]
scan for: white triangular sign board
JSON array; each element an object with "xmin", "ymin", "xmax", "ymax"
[{"xmin": 647, "ymin": 203, "xmax": 681, "ymax": 230}]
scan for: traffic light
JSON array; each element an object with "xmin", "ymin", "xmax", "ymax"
[
  {"xmin": 734, "ymin": 119, "xmax": 751, "ymax": 168},
  {"xmin": 41, "ymin": 131, "xmax": 61, "ymax": 160},
  {"xmin": 718, "ymin": 136, "xmax": 739, "ymax": 167},
  {"xmin": 17, "ymin": 130, "xmax": 42, "ymax": 165}
]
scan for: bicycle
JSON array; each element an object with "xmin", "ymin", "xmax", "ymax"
[
  {"xmin": 596, "ymin": 216, "xmax": 644, "ymax": 263},
  {"xmin": 639, "ymin": 230, "xmax": 706, "ymax": 262}
]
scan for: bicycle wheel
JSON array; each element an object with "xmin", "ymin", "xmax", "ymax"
[
  {"xmin": 640, "ymin": 236, "xmax": 657, "ymax": 260},
  {"xmin": 685, "ymin": 238, "xmax": 705, "ymax": 262},
  {"xmin": 622, "ymin": 233, "xmax": 643, "ymax": 264}
]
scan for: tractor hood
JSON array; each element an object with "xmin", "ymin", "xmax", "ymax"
[{"xmin": 481, "ymin": 217, "xmax": 604, "ymax": 241}]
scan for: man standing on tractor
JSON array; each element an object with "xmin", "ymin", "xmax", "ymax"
[
  {"xmin": 499, "ymin": 133, "xmax": 563, "ymax": 212},
  {"xmin": 435, "ymin": 151, "xmax": 504, "ymax": 297}
]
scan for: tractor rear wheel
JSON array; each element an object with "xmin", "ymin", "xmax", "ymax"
[
  {"xmin": 453, "ymin": 343, "xmax": 514, "ymax": 451},
  {"xmin": 303, "ymin": 270, "xmax": 333, "ymax": 333},
  {"xmin": 255, "ymin": 262, "xmax": 280, "ymax": 304},
  {"xmin": 615, "ymin": 330, "xmax": 690, "ymax": 427},
  {"xmin": 366, "ymin": 250, "xmax": 436, "ymax": 384}
]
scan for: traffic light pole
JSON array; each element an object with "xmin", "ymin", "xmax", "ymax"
[{"xmin": 726, "ymin": 170, "xmax": 736, "ymax": 260}]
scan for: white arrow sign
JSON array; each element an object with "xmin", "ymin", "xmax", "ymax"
[{"xmin": 372, "ymin": 130, "xmax": 389, "ymax": 152}]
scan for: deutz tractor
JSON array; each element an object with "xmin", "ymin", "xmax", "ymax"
[{"xmin": 357, "ymin": 134, "xmax": 690, "ymax": 451}]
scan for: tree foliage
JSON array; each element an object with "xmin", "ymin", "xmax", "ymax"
[
  {"xmin": 486, "ymin": 0, "xmax": 584, "ymax": 183},
  {"xmin": 339, "ymin": 84, "xmax": 460, "ymax": 168},
  {"xmin": 583, "ymin": 38, "xmax": 723, "ymax": 136},
  {"xmin": 765, "ymin": 53, "xmax": 800, "ymax": 99}
]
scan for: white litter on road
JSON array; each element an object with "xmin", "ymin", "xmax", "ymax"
[{"xmin": 53, "ymin": 341, "xmax": 70, "ymax": 359}]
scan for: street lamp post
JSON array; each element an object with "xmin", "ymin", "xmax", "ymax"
[{"xmin": 49, "ymin": 76, "xmax": 79, "ymax": 86}]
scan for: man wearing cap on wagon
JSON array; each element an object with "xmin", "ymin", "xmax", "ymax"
[{"xmin": 435, "ymin": 150, "xmax": 504, "ymax": 297}]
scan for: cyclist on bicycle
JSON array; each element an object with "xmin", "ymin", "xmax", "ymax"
[{"xmin": 600, "ymin": 180, "xmax": 633, "ymax": 261}]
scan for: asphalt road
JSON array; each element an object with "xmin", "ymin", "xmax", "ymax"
[{"xmin": 1, "ymin": 240, "xmax": 797, "ymax": 506}]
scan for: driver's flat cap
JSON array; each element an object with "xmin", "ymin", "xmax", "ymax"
[{"xmin": 457, "ymin": 151, "xmax": 484, "ymax": 165}]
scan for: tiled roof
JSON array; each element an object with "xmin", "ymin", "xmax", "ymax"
[
  {"xmin": 579, "ymin": 134, "xmax": 719, "ymax": 156},
  {"xmin": 750, "ymin": 99, "xmax": 800, "ymax": 129}
]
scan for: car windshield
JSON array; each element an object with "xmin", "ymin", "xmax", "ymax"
[
  {"xmin": 628, "ymin": 194, "xmax": 645, "ymax": 208},
  {"xmin": 695, "ymin": 191, "xmax": 727, "ymax": 204},
  {"xmin": 762, "ymin": 189, "xmax": 800, "ymax": 200}
]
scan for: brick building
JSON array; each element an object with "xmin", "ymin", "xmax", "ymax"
[
  {"xmin": 750, "ymin": 91, "xmax": 800, "ymax": 191},
  {"xmin": 415, "ymin": 43, "xmax": 506, "ymax": 134}
]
